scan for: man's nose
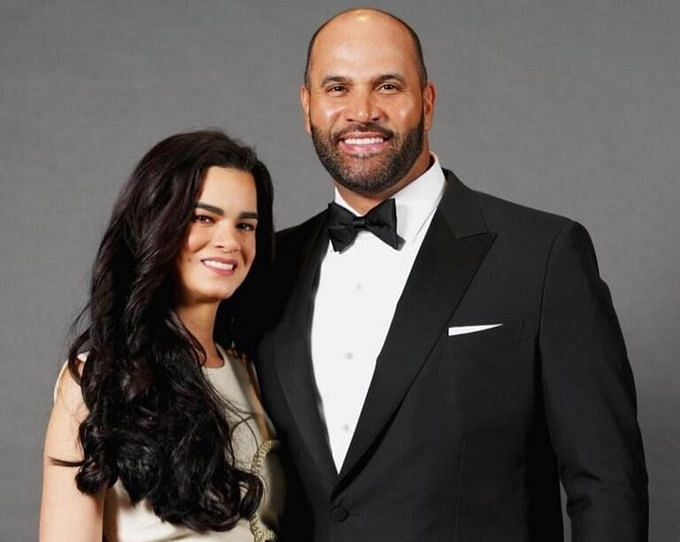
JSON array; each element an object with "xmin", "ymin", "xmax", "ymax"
[{"xmin": 344, "ymin": 89, "xmax": 380, "ymax": 123}]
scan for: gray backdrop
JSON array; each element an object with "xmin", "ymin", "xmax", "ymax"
[{"xmin": 1, "ymin": 1, "xmax": 678, "ymax": 540}]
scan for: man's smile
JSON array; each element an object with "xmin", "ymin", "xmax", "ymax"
[{"xmin": 336, "ymin": 129, "xmax": 392, "ymax": 156}]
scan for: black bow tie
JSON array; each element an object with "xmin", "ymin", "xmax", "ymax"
[{"xmin": 327, "ymin": 198, "xmax": 403, "ymax": 252}]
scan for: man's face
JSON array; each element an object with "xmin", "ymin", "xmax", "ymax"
[{"xmin": 301, "ymin": 13, "xmax": 435, "ymax": 198}]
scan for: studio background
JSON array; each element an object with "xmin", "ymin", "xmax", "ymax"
[{"xmin": 1, "ymin": 1, "xmax": 677, "ymax": 539}]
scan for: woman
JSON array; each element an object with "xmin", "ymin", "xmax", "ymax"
[{"xmin": 40, "ymin": 130, "xmax": 283, "ymax": 541}]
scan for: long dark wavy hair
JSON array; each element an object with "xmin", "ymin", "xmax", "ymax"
[{"xmin": 59, "ymin": 130, "xmax": 274, "ymax": 531}]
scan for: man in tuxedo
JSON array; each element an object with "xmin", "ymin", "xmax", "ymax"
[{"xmin": 257, "ymin": 8, "xmax": 648, "ymax": 541}]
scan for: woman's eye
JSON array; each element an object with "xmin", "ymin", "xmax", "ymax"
[{"xmin": 192, "ymin": 214, "xmax": 214, "ymax": 224}]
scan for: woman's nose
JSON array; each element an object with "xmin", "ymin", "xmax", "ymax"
[{"xmin": 213, "ymin": 224, "xmax": 240, "ymax": 252}]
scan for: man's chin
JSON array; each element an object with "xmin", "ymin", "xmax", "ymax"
[
  {"xmin": 334, "ymin": 172, "xmax": 398, "ymax": 197},
  {"xmin": 341, "ymin": 150, "xmax": 384, "ymax": 160},
  {"xmin": 337, "ymin": 153, "xmax": 390, "ymax": 176}
]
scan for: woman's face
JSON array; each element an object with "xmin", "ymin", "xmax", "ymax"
[{"xmin": 175, "ymin": 166, "xmax": 258, "ymax": 308}]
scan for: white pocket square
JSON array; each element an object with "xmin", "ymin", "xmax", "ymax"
[{"xmin": 448, "ymin": 324, "xmax": 503, "ymax": 337}]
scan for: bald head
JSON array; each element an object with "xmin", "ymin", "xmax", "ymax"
[{"xmin": 304, "ymin": 8, "xmax": 428, "ymax": 89}]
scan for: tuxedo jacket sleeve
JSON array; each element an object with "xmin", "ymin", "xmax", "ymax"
[{"xmin": 539, "ymin": 221, "xmax": 648, "ymax": 539}]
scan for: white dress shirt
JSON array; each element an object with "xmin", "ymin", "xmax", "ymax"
[{"xmin": 311, "ymin": 155, "xmax": 446, "ymax": 471}]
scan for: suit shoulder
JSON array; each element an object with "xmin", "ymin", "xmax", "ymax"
[
  {"xmin": 276, "ymin": 210, "xmax": 326, "ymax": 249},
  {"xmin": 476, "ymin": 189, "xmax": 571, "ymax": 227},
  {"xmin": 441, "ymin": 169, "xmax": 579, "ymax": 241},
  {"xmin": 470, "ymin": 189, "xmax": 604, "ymax": 277},
  {"xmin": 474, "ymin": 189, "xmax": 577, "ymax": 238},
  {"xmin": 272, "ymin": 209, "xmax": 326, "ymax": 283}
]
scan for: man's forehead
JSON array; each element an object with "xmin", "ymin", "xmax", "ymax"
[
  {"xmin": 309, "ymin": 13, "xmax": 419, "ymax": 74},
  {"xmin": 315, "ymin": 11, "xmax": 413, "ymax": 50}
]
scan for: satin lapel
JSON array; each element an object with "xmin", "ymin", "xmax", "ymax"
[
  {"xmin": 273, "ymin": 213, "xmax": 337, "ymax": 485},
  {"xmin": 336, "ymin": 172, "xmax": 496, "ymax": 485}
]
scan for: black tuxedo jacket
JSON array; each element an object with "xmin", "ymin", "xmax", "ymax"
[{"xmin": 257, "ymin": 170, "xmax": 648, "ymax": 541}]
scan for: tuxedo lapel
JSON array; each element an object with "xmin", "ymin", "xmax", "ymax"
[
  {"xmin": 337, "ymin": 171, "xmax": 496, "ymax": 485},
  {"xmin": 273, "ymin": 213, "xmax": 337, "ymax": 485}
]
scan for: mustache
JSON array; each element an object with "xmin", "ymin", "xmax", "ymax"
[{"xmin": 333, "ymin": 123, "xmax": 394, "ymax": 143}]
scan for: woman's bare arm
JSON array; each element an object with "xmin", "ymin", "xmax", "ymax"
[{"xmin": 39, "ymin": 366, "xmax": 104, "ymax": 542}]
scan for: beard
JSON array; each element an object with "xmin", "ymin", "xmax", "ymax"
[{"xmin": 310, "ymin": 116, "xmax": 425, "ymax": 196}]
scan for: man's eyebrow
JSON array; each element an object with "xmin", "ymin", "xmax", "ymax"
[
  {"xmin": 374, "ymin": 73, "xmax": 407, "ymax": 85},
  {"xmin": 320, "ymin": 75, "xmax": 352, "ymax": 87},
  {"xmin": 319, "ymin": 74, "xmax": 407, "ymax": 88},
  {"xmin": 196, "ymin": 203, "xmax": 224, "ymax": 216},
  {"xmin": 239, "ymin": 211, "xmax": 259, "ymax": 220}
]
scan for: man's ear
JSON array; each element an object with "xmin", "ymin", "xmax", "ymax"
[
  {"xmin": 300, "ymin": 85, "xmax": 311, "ymax": 135},
  {"xmin": 422, "ymin": 82, "xmax": 436, "ymax": 132}
]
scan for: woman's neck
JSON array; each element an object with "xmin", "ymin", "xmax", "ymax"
[{"xmin": 175, "ymin": 302, "xmax": 223, "ymax": 367}]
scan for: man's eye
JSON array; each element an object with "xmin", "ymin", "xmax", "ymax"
[
  {"xmin": 379, "ymin": 83, "xmax": 399, "ymax": 92},
  {"xmin": 238, "ymin": 222, "xmax": 257, "ymax": 232},
  {"xmin": 192, "ymin": 214, "xmax": 214, "ymax": 224},
  {"xmin": 327, "ymin": 85, "xmax": 346, "ymax": 94}
]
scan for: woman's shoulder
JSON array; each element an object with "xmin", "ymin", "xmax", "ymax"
[
  {"xmin": 53, "ymin": 353, "xmax": 88, "ymax": 416},
  {"xmin": 44, "ymin": 354, "xmax": 90, "ymax": 464}
]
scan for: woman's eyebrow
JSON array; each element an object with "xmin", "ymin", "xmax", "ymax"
[
  {"xmin": 195, "ymin": 202, "xmax": 223, "ymax": 216},
  {"xmin": 196, "ymin": 203, "xmax": 258, "ymax": 220}
]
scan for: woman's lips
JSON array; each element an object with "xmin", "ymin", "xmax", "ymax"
[{"xmin": 202, "ymin": 258, "xmax": 237, "ymax": 275}]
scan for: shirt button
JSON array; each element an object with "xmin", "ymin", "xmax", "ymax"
[
  {"xmin": 331, "ymin": 505, "xmax": 349, "ymax": 522},
  {"xmin": 344, "ymin": 352, "xmax": 354, "ymax": 360},
  {"xmin": 355, "ymin": 283, "xmax": 362, "ymax": 291},
  {"xmin": 342, "ymin": 424, "xmax": 350, "ymax": 432}
]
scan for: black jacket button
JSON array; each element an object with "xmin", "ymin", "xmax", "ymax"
[{"xmin": 331, "ymin": 505, "xmax": 349, "ymax": 522}]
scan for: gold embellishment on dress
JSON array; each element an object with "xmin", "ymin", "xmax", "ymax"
[{"xmin": 248, "ymin": 439, "xmax": 279, "ymax": 542}]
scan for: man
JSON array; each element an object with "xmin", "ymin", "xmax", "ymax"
[{"xmin": 258, "ymin": 8, "xmax": 648, "ymax": 541}]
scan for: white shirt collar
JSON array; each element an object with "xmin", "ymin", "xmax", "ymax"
[{"xmin": 333, "ymin": 153, "xmax": 446, "ymax": 244}]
